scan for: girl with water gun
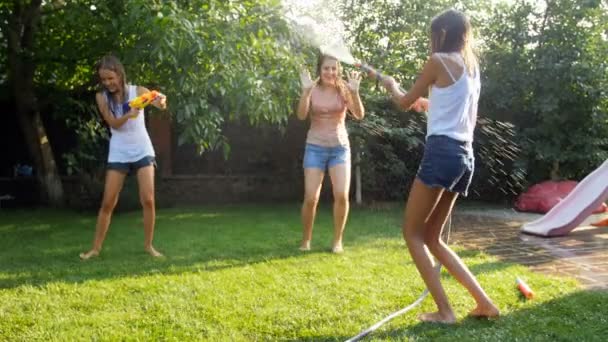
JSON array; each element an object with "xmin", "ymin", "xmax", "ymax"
[{"xmin": 80, "ymin": 54, "xmax": 167, "ymax": 260}]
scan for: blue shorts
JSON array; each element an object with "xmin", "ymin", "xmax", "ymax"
[
  {"xmin": 107, "ymin": 155, "xmax": 156, "ymax": 175},
  {"xmin": 416, "ymin": 135, "xmax": 474, "ymax": 196},
  {"xmin": 303, "ymin": 143, "xmax": 350, "ymax": 170}
]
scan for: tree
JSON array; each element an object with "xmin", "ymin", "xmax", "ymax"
[
  {"xmin": 2, "ymin": 0, "xmax": 64, "ymax": 205},
  {"xmin": 480, "ymin": 0, "xmax": 608, "ymax": 181},
  {"xmin": 0, "ymin": 0, "xmax": 304, "ymax": 204},
  {"xmin": 338, "ymin": 0, "xmax": 503, "ymax": 201}
]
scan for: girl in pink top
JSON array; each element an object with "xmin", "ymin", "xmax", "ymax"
[{"xmin": 296, "ymin": 54, "xmax": 365, "ymax": 253}]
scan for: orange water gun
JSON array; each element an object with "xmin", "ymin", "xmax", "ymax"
[
  {"xmin": 516, "ymin": 277, "xmax": 534, "ymax": 299},
  {"xmin": 122, "ymin": 90, "xmax": 164, "ymax": 113}
]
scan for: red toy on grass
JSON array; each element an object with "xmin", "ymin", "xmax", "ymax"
[{"xmin": 516, "ymin": 277, "xmax": 534, "ymax": 299}]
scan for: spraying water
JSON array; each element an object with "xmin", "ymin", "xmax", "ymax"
[
  {"xmin": 282, "ymin": 0, "xmax": 357, "ymax": 65},
  {"xmin": 282, "ymin": 3, "xmax": 528, "ymax": 340},
  {"xmin": 282, "ymin": 0, "xmax": 398, "ymax": 84},
  {"xmin": 282, "ymin": 0, "xmax": 527, "ymax": 191}
]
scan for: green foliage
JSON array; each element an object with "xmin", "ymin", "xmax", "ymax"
[
  {"xmin": 343, "ymin": 0, "xmax": 608, "ymax": 197},
  {"xmin": 480, "ymin": 0, "xmax": 608, "ymax": 181},
  {"xmin": 127, "ymin": 0, "xmax": 303, "ymax": 153},
  {"xmin": 18, "ymin": 0, "xmax": 305, "ymax": 156},
  {"xmin": 0, "ymin": 2, "xmax": 8, "ymax": 93},
  {"xmin": 341, "ymin": 0, "xmax": 523, "ymax": 200},
  {"xmin": 2, "ymin": 0, "xmax": 608, "ymax": 196},
  {"xmin": 62, "ymin": 117, "xmax": 107, "ymax": 177},
  {"xmin": 347, "ymin": 93, "xmax": 425, "ymax": 199}
]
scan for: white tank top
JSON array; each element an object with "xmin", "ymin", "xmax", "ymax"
[
  {"xmin": 105, "ymin": 85, "xmax": 155, "ymax": 163},
  {"xmin": 426, "ymin": 53, "xmax": 480, "ymax": 143}
]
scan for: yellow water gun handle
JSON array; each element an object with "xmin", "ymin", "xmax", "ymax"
[{"xmin": 128, "ymin": 90, "xmax": 162, "ymax": 109}]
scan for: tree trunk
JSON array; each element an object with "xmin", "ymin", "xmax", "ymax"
[
  {"xmin": 550, "ymin": 160, "xmax": 560, "ymax": 181},
  {"xmin": 355, "ymin": 149, "xmax": 362, "ymax": 205},
  {"xmin": 7, "ymin": 0, "xmax": 64, "ymax": 206}
]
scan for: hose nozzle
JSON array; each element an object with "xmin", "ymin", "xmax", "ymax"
[{"xmin": 355, "ymin": 62, "xmax": 384, "ymax": 82}]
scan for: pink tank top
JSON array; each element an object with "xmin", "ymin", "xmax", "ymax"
[{"xmin": 306, "ymin": 86, "xmax": 349, "ymax": 147}]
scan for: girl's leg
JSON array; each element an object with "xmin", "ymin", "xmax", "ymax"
[
  {"xmin": 80, "ymin": 170, "xmax": 127, "ymax": 260},
  {"xmin": 402, "ymin": 178, "xmax": 456, "ymax": 323},
  {"xmin": 301, "ymin": 168, "xmax": 324, "ymax": 250},
  {"xmin": 328, "ymin": 162, "xmax": 351, "ymax": 253},
  {"xmin": 136, "ymin": 165, "xmax": 162, "ymax": 257},
  {"xmin": 424, "ymin": 191, "xmax": 499, "ymax": 318}
]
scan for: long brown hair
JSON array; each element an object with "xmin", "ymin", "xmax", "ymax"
[
  {"xmin": 315, "ymin": 54, "xmax": 351, "ymax": 105},
  {"xmin": 95, "ymin": 54, "xmax": 128, "ymax": 97},
  {"xmin": 430, "ymin": 9, "xmax": 477, "ymax": 75}
]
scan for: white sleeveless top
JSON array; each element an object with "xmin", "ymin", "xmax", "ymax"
[
  {"xmin": 105, "ymin": 85, "xmax": 155, "ymax": 163},
  {"xmin": 427, "ymin": 53, "xmax": 480, "ymax": 143}
]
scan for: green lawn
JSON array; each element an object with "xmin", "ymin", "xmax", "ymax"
[{"xmin": 0, "ymin": 204, "xmax": 606, "ymax": 341}]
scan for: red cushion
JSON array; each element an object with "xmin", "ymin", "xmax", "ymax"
[{"xmin": 515, "ymin": 180, "xmax": 607, "ymax": 214}]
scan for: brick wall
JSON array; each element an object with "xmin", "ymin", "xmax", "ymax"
[{"xmin": 157, "ymin": 174, "xmax": 303, "ymax": 206}]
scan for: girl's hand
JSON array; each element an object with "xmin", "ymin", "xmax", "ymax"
[
  {"xmin": 154, "ymin": 94, "xmax": 167, "ymax": 110},
  {"xmin": 126, "ymin": 107, "xmax": 140, "ymax": 119},
  {"xmin": 299, "ymin": 68, "xmax": 315, "ymax": 91},
  {"xmin": 410, "ymin": 98, "xmax": 429, "ymax": 112},
  {"xmin": 346, "ymin": 70, "xmax": 361, "ymax": 93}
]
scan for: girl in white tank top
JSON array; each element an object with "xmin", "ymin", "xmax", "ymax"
[
  {"xmin": 80, "ymin": 55, "xmax": 167, "ymax": 260},
  {"xmin": 104, "ymin": 84, "xmax": 155, "ymax": 163},
  {"xmin": 377, "ymin": 9, "xmax": 500, "ymax": 324}
]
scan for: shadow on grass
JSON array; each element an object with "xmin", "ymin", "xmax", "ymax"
[
  {"xmin": 2, "ymin": 202, "xmax": 586, "ymax": 290},
  {"xmin": 0, "ymin": 203, "xmax": 405, "ymax": 289},
  {"xmin": 296, "ymin": 290, "xmax": 608, "ymax": 341}
]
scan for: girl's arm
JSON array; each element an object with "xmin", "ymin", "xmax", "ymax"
[
  {"xmin": 296, "ymin": 69, "xmax": 315, "ymax": 120},
  {"xmin": 137, "ymin": 86, "xmax": 167, "ymax": 110},
  {"xmin": 346, "ymin": 71, "xmax": 365, "ymax": 120},
  {"xmin": 347, "ymin": 90, "xmax": 365, "ymax": 120},
  {"xmin": 383, "ymin": 56, "xmax": 438, "ymax": 111},
  {"xmin": 296, "ymin": 88, "xmax": 313, "ymax": 120},
  {"xmin": 95, "ymin": 92, "xmax": 137, "ymax": 129}
]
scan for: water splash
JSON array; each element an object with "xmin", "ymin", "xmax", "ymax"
[
  {"xmin": 473, "ymin": 118, "xmax": 527, "ymax": 198},
  {"xmin": 282, "ymin": 0, "xmax": 357, "ymax": 64}
]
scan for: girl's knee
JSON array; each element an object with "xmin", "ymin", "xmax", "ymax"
[
  {"xmin": 424, "ymin": 235, "xmax": 442, "ymax": 253},
  {"xmin": 333, "ymin": 192, "xmax": 348, "ymax": 206},
  {"xmin": 303, "ymin": 194, "xmax": 320, "ymax": 207},
  {"xmin": 402, "ymin": 223, "xmax": 417, "ymax": 241},
  {"xmin": 140, "ymin": 195, "xmax": 155, "ymax": 208},
  {"xmin": 100, "ymin": 198, "xmax": 117, "ymax": 214},
  {"xmin": 402, "ymin": 216, "xmax": 420, "ymax": 234},
  {"xmin": 403, "ymin": 221, "xmax": 429, "ymax": 246}
]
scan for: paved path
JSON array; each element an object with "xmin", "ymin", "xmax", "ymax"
[{"xmin": 451, "ymin": 207, "xmax": 608, "ymax": 289}]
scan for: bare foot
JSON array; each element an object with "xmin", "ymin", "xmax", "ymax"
[
  {"xmin": 469, "ymin": 304, "xmax": 500, "ymax": 319},
  {"xmin": 299, "ymin": 240, "xmax": 311, "ymax": 251},
  {"xmin": 418, "ymin": 312, "xmax": 456, "ymax": 324},
  {"xmin": 331, "ymin": 240, "xmax": 343, "ymax": 254},
  {"xmin": 79, "ymin": 249, "xmax": 100, "ymax": 260},
  {"xmin": 331, "ymin": 244, "xmax": 344, "ymax": 254},
  {"xmin": 145, "ymin": 246, "xmax": 164, "ymax": 257}
]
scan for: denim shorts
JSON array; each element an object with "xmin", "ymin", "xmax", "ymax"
[
  {"xmin": 417, "ymin": 135, "xmax": 475, "ymax": 196},
  {"xmin": 107, "ymin": 155, "xmax": 156, "ymax": 175},
  {"xmin": 303, "ymin": 143, "xmax": 350, "ymax": 170}
]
